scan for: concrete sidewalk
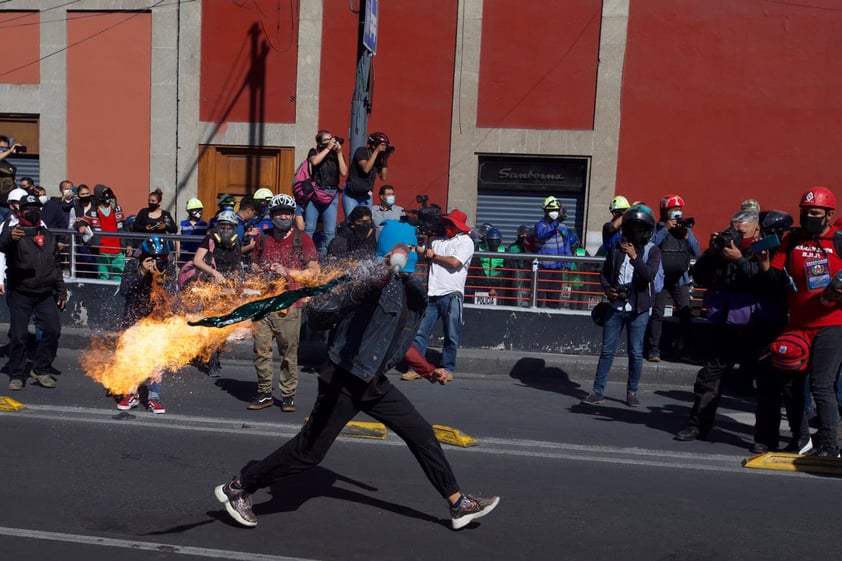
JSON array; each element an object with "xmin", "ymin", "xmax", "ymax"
[{"xmin": 26, "ymin": 324, "xmax": 700, "ymax": 387}]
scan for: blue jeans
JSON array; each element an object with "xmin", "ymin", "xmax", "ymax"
[
  {"xmin": 341, "ymin": 191, "xmax": 371, "ymax": 219},
  {"xmin": 304, "ymin": 189, "xmax": 339, "ymax": 255},
  {"xmin": 592, "ymin": 307, "xmax": 650, "ymax": 395},
  {"xmin": 413, "ymin": 293, "xmax": 463, "ymax": 372}
]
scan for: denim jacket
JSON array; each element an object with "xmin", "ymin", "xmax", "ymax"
[{"xmin": 305, "ymin": 269, "xmax": 428, "ymax": 383}]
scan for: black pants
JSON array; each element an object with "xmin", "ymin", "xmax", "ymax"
[
  {"xmin": 239, "ymin": 366, "xmax": 460, "ymax": 498},
  {"xmin": 645, "ymin": 277, "xmax": 692, "ymax": 356},
  {"xmin": 687, "ymin": 323, "xmax": 772, "ymax": 435},
  {"xmin": 755, "ymin": 368, "xmax": 808, "ymax": 447},
  {"xmin": 6, "ymin": 290, "xmax": 61, "ymax": 381},
  {"xmin": 806, "ymin": 326, "xmax": 842, "ymax": 449}
]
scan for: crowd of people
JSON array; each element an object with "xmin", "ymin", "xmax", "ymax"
[{"xmin": 5, "ymin": 129, "xmax": 842, "ymax": 527}]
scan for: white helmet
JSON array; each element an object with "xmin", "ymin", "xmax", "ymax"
[
  {"xmin": 269, "ymin": 193, "xmax": 296, "ymax": 212},
  {"xmin": 216, "ymin": 210, "xmax": 238, "ymax": 225},
  {"xmin": 7, "ymin": 187, "xmax": 28, "ymax": 203}
]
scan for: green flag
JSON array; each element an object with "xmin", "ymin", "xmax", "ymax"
[{"xmin": 188, "ymin": 275, "xmax": 351, "ymax": 328}]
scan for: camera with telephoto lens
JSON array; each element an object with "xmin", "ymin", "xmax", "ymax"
[
  {"xmin": 711, "ymin": 226, "xmax": 743, "ymax": 253},
  {"xmin": 401, "ymin": 194, "xmax": 445, "ymax": 238}
]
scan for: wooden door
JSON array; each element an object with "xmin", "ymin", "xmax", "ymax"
[{"xmin": 197, "ymin": 144, "xmax": 295, "ymax": 211}]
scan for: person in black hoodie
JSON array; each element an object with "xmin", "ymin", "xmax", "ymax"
[
  {"xmin": 0, "ymin": 194, "xmax": 67, "ymax": 391},
  {"xmin": 582, "ymin": 204, "xmax": 661, "ymax": 407}
]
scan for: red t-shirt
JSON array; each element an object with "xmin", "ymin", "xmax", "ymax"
[
  {"xmin": 771, "ymin": 227, "xmax": 842, "ymax": 328},
  {"xmin": 98, "ymin": 208, "xmax": 122, "ymax": 254},
  {"xmin": 254, "ymin": 230, "xmax": 318, "ymax": 307}
]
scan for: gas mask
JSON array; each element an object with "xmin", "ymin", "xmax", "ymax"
[
  {"xmin": 188, "ymin": 210, "xmax": 202, "ymax": 221},
  {"xmin": 800, "ymin": 212, "xmax": 827, "ymax": 237},
  {"xmin": 272, "ymin": 217, "xmax": 293, "ymax": 232},
  {"xmin": 216, "ymin": 229, "xmax": 237, "ymax": 247}
]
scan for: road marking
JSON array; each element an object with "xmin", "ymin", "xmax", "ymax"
[
  {"xmin": 2, "ymin": 404, "xmax": 828, "ymax": 480},
  {"xmin": 0, "ymin": 526, "xmax": 319, "ymax": 561}
]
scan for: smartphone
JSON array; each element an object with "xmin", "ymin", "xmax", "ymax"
[{"xmin": 751, "ymin": 234, "xmax": 781, "ymax": 253}]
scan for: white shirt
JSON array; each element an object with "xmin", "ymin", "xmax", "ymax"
[
  {"xmin": 428, "ymin": 233, "xmax": 474, "ymax": 297},
  {"xmin": 613, "ymin": 254, "xmax": 634, "ymax": 312}
]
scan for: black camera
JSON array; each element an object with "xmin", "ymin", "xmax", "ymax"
[
  {"xmin": 401, "ymin": 194, "xmax": 444, "ymax": 237},
  {"xmin": 384, "ymin": 144, "xmax": 395, "ymax": 155},
  {"xmin": 8, "ymin": 138, "xmax": 27, "ymax": 153},
  {"xmin": 676, "ymin": 217, "xmax": 695, "ymax": 229},
  {"xmin": 711, "ymin": 226, "xmax": 743, "ymax": 253},
  {"xmin": 614, "ymin": 284, "xmax": 631, "ymax": 302},
  {"xmin": 333, "ymin": 136, "xmax": 345, "ymax": 145}
]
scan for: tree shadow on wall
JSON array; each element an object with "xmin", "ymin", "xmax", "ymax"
[{"xmin": 509, "ymin": 357, "xmax": 584, "ymax": 400}]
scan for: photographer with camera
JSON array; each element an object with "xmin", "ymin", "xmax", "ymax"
[
  {"xmin": 674, "ymin": 209, "xmax": 781, "ymax": 442},
  {"xmin": 601, "ymin": 195, "xmax": 631, "ymax": 255},
  {"xmin": 305, "ymin": 130, "xmax": 347, "ymax": 256},
  {"xmin": 758, "ymin": 187, "xmax": 842, "ymax": 457},
  {"xmin": 344, "ymin": 131, "xmax": 391, "ymax": 218},
  {"xmin": 0, "ymin": 136, "xmax": 25, "ymax": 213},
  {"xmin": 582, "ymin": 205, "xmax": 661, "ymax": 407},
  {"xmin": 645, "ymin": 194, "xmax": 700, "ymax": 362}
]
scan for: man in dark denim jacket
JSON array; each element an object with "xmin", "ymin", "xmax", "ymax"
[{"xmin": 214, "ymin": 221, "xmax": 500, "ymax": 530}]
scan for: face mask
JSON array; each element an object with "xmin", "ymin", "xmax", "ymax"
[
  {"xmin": 669, "ymin": 210, "xmax": 683, "ymax": 219},
  {"xmin": 148, "ymin": 202, "xmax": 160, "ymax": 210},
  {"xmin": 272, "ymin": 217, "xmax": 293, "ymax": 232},
  {"xmin": 384, "ymin": 195, "xmax": 395, "ymax": 206},
  {"xmin": 188, "ymin": 210, "xmax": 202, "ymax": 220},
  {"xmin": 101, "ymin": 197, "xmax": 112, "ymax": 206},
  {"xmin": 548, "ymin": 211, "xmax": 560, "ymax": 221},
  {"xmin": 217, "ymin": 229, "xmax": 236, "ymax": 246},
  {"xmin": 62, "ymin": 189, "xmax": 73, "ymax": 198},
  {"xmin": 800, "ymin": 213, "xmax": 826, "ymax": 236},
  {"xmin": 21, "ymin": 208, "xmax": 41, "ymax": 225},
  {"xmin": 38, "ymin": 196, "xmax": 48, "ymax": 205},
  {"xmin": 353, "ymin": 223, "xmax": 373, "ymax": 238}
]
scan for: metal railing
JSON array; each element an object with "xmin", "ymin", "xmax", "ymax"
[{"xmin": 52, "ymin": 231, "xmax": 702, "ymax": 315}]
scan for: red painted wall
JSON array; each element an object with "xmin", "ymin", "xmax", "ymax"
[
  {"xmin": 200, "ymin": 1, "xmax": 299, "ymax": 125},
  {"xmin": 319, "ymin": 1, "xmax": 457, "ymax": 216},
  {"xmin": 67, "ymin": 11, "xmax": 151, "ymax": 215},
  {"xmin": 0, "ymin": 11, "xmax": 39, "ymax": 84},
  {"xmin": 477, "ymin": 0, "xmax": 602, "ymax": 130},
  {"xmin": 617, "ymin": 0, "xmax": 842, "ymax": 241}
]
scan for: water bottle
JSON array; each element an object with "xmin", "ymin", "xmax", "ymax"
[{"xmin": 820, "ymin": 271, "xmax": 842, "ymax": 307}]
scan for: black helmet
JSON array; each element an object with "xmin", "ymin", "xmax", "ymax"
[
  {"xmin": 621, "ymin": 204, "xmax": 656, "ymax": 245},
  {"xmin": 516, "ymin": 224, "xmax": 534, "ymax": 237},
  {"xmin": 759, "ymin": 210, "xmax": 793, "ymax": 237}
]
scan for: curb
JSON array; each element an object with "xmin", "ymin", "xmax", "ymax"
[{"xmin": 17, "ymin": 325, "xmax": 700, "ymax": 387}]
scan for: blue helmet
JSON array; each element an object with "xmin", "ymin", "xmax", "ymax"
[
  {"xmin": 485, "ymin": 227, "xmax": 502, "ymax": 242},
  {"xmin": 140, "ymin": 236, "xmax": 170, "ymax": 258}
]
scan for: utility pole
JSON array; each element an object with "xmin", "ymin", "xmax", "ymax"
[{"xmin": 349, "ymin": 0, "xmax": 377, "ymax": 154}]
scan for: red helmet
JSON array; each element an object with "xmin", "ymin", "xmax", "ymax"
[
  {"xmin": 660, "ymin": 194, "xmax": 685, "ymax": 210},
  {"xmin": 799, "ymin": 186, "xmax": 836, "ymax": 210}
]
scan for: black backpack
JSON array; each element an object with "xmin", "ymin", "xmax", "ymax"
[{"xmin": 659, "ymin": 230, "xmax": 692, "ymax": 274}]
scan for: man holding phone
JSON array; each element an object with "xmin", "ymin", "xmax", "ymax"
[{"xmin": 0, "ymin": 194, "xmax": 67, "ymax": 391}]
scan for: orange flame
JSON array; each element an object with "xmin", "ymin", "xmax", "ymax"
[{"xmin": 82, "ymin": 266, "xmax": 347, "ymax": 395}]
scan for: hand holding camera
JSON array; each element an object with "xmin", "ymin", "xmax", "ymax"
[{"xmin": 8, "ymin": 138, "xmax": 27, "ymax": 153}]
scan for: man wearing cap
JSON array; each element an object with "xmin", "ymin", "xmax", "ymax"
[
  {"xmin": 214, "ymin": 219, "xmax": 499, "ymax": 530},
  {"xmin": 0, "ymin": 194, "xmax": 67, "ymax": 391},
  {"xmin": 406, "ymin": 209, "xmax": 474, "ymax": 380}
]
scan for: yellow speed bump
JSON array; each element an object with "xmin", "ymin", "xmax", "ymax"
[
  {"xmin": 0, "ymin": 396, "xmax": 26, "ymax": 412},
  {"xmin": 433, "ymin": 425, "xmax": 477, "ymax": 448},
  {"xmin": 742, "ymin": 452, "xmax": 842, "ymax": 475}
]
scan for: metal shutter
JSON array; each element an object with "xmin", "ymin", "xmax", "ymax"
[
  {"xmin": 5, "ymin": 155, "xmax": 40, "ymax": 185},
  {"xmin": 475, "ymin": 192, "xmax": 583, "ymax": 246}
]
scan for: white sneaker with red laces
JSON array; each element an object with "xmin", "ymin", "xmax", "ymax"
[
  {"xmin": 117, "ymin": 394, "xmax": 140, "ymax": 410},
  {"xmin": 147, "ymin": 400, "xmax": 166, "ymax": 414}
]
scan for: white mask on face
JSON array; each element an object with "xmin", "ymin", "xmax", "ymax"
[
  {"xmin": 384, "ymin": 195, "xmax": 396, "ymax": 206},
  {"xmin": 548, "ymin": 211, "xmax": 560, "ymax": 221},
  {"xmin": 39, "ymin": 195, "xmax": 49, "ymax": 205}
]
